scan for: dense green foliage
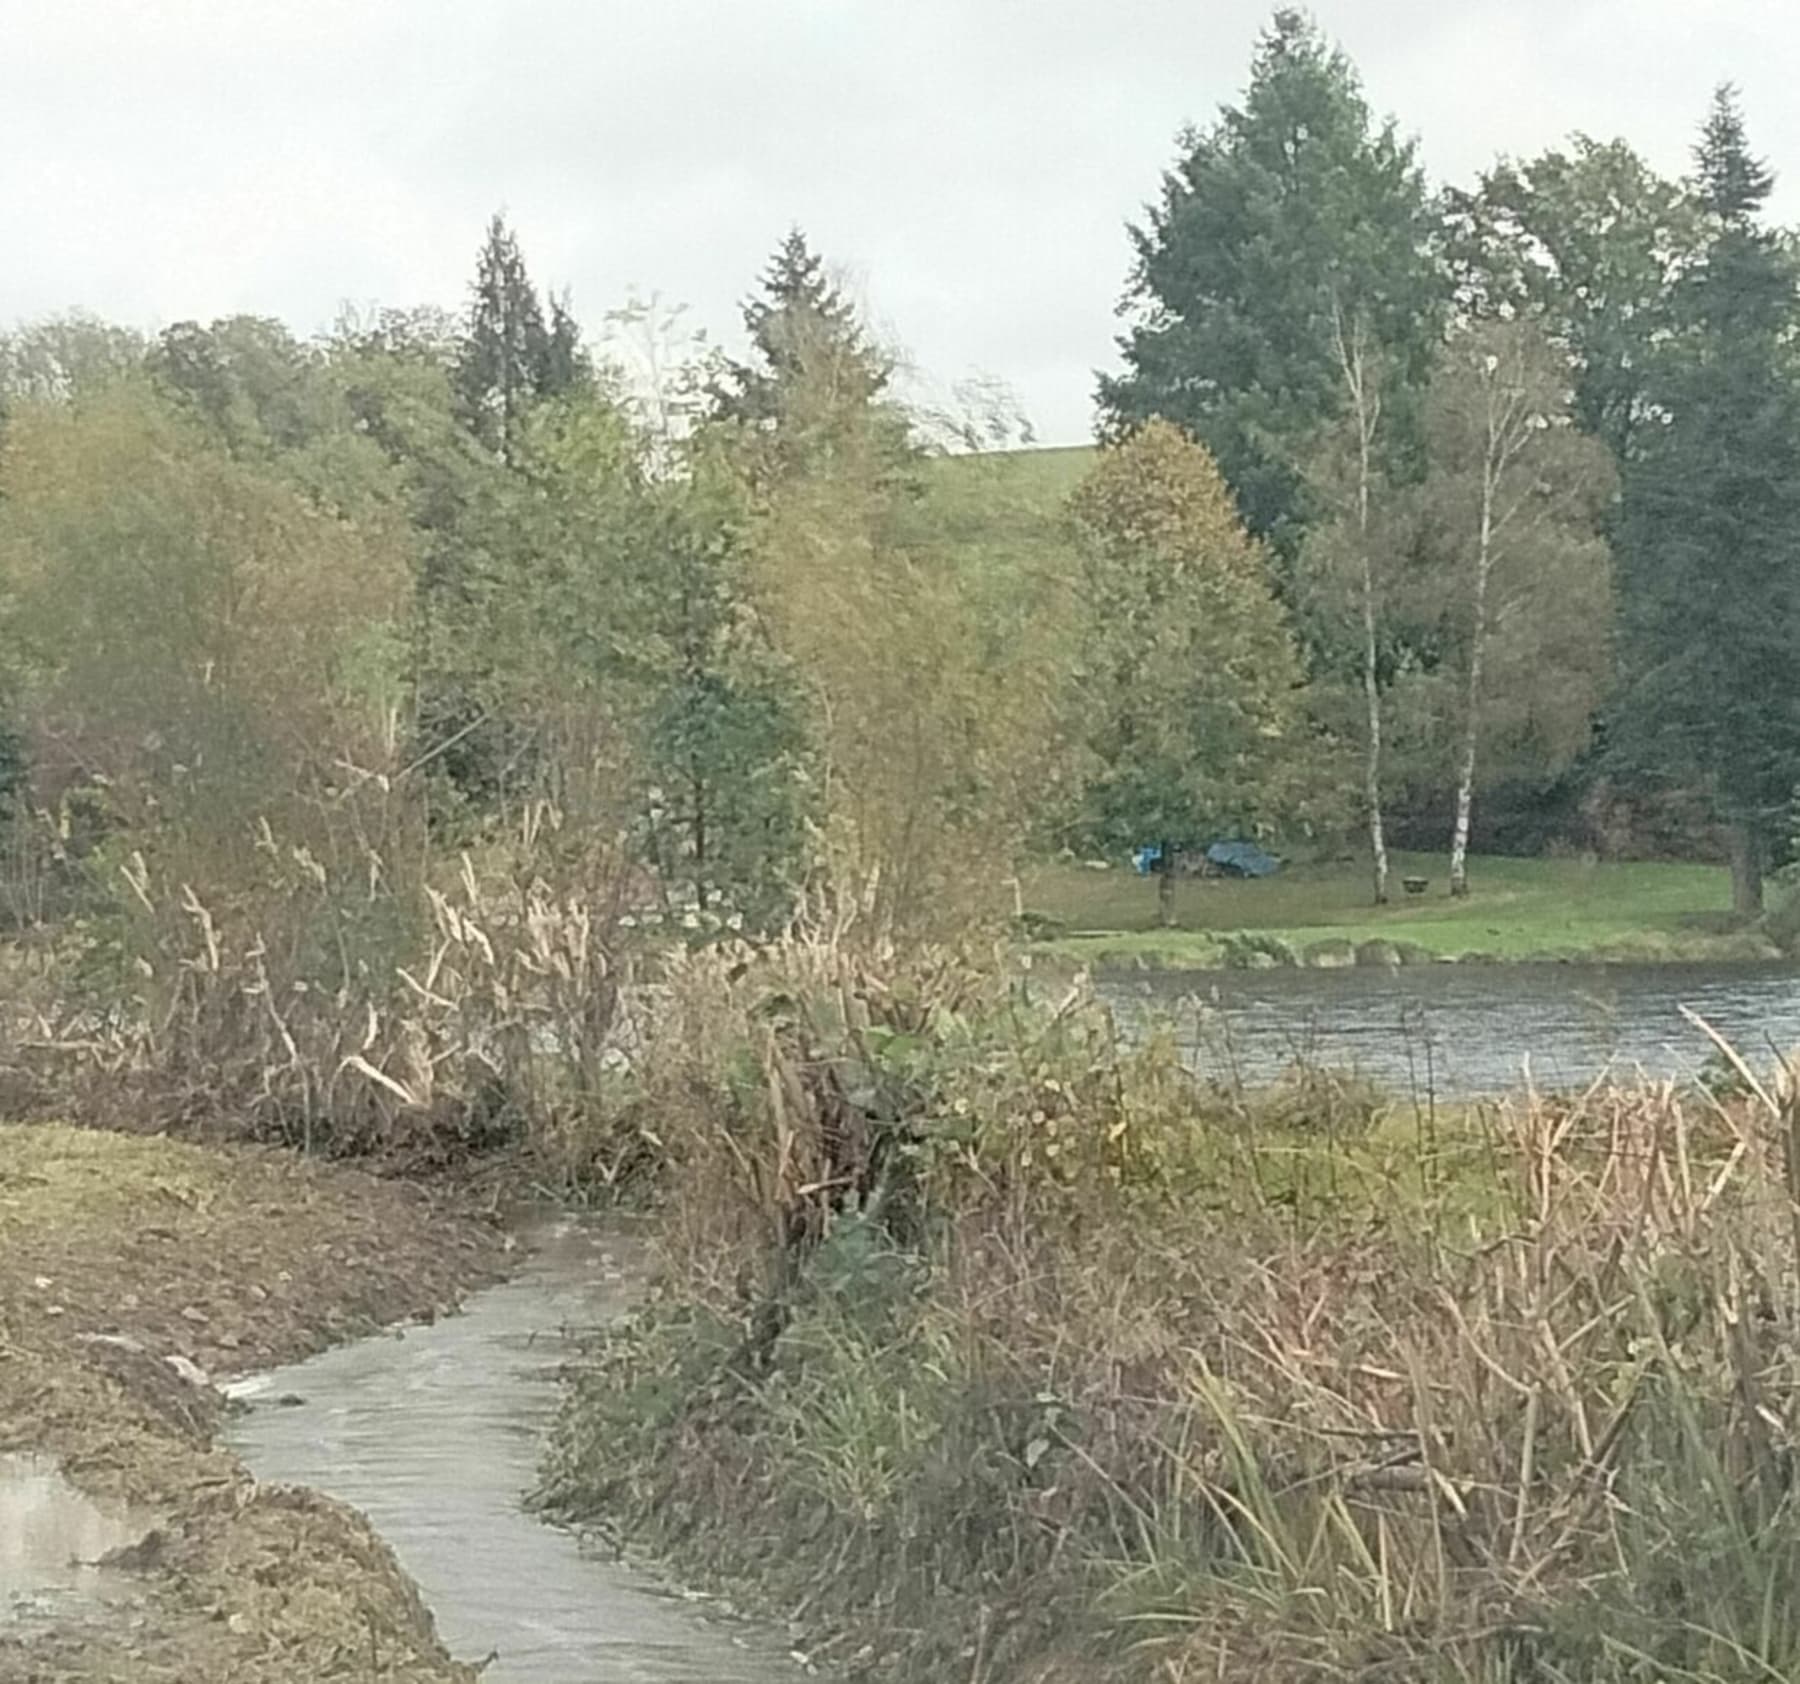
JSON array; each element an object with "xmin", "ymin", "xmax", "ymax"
[
  {"xmin": 1099, "ymin": 10, "xmax": 1441, "ymax": 559},
  {"xmin": 1099, "ymin": 19, "xmax": 1799, "ymax": 912},
  {"xmin": 1615, "ymin": 92, "xmax": 1800, "ymax": 913},
  {"xmin": 1068, "ymin": 421, "xmax": 1306, "ymax": 894},
  {"xmin": 1441, "ymin": 137, "xmax": 1704, "ymax": 465}
]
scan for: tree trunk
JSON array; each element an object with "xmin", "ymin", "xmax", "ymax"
[
  {"xmin": 1336, "ymin": 301, "xmax": 1389, "ymax": 909},
  {"xmin": 1157, "ymin": 842, "xmax": 1177, "ymax": 928},
  {"xmin": 1729, "ymin": 819, "xmax": 1765, "ymax": 920},
  {"xmin": 690, "ymin": 769, "xmax": 708, "ymax": 911},
  {"xmin": 1450, "ymin": 467, "xmax": 1495, "ymax": 901},
  {"xmin": 1361, "ymin": 566, "xmax": 1389, "ymax": 907},
  {"xmin": 1448, "ymin": 750, "xmax": 1476, "ymax": 898}
]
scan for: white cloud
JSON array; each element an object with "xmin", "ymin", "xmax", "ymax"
[{"xmin": 2, "ymin": 0, "xmax": 1794, "ymax": 443}]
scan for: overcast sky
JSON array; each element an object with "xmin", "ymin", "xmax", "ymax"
[{"xmin": 4, "ymin": 2, "xmax": 1797, "ymax": 444}]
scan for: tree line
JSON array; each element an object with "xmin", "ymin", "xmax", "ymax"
[
  {"xmin": 0, "ymin": 217, "xmax": 1078, "ymax": 944},
  {"xmin": 0, "ymin": 8, "xmax": 1794, "ymax": 944},
  {"xmin": 1101, "ymin": 9, "xmax": 1799, "ymax": 915}
]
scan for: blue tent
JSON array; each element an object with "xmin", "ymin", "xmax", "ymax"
[{"xmin": 1205, "ymin": 839, "xmax": 1280, "ymax": 879}]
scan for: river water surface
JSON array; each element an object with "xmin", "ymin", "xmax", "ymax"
[
  {"xmin": 226, "ymin": 1218, "xmax": 804, "ymax": 1683},
  {"xmin": 1097, "ymin": 960, "xmax": 1800, "ymax": 1096}
]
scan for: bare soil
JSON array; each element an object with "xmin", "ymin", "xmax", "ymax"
[{"xmin": 0, "ymin": 1122, "xmax": 508, "ymax": 1682}]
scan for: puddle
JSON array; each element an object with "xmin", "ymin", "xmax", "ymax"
[
  {"xmin": 225, "ymin": 1216, "xmax": 809, "ymax": 1682},
  {"xmin": 0, "ymin": 1454, "xmax": 148, "ymax": 1624}
]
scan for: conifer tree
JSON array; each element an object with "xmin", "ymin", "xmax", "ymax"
[
  {"xmin": 716, "ymin": 227, "xmax": 889, "ymax": 428},
  {"xmin": 454, "ymin": 214, "xmax": 588, "ymax": 465},
  {"xmin": 1617, "ymin": 89, "xmax": 1800, "ymax": 915},
  {"xmin": 1099, "ymin": 10, "xmax": 1440, "ymax": 558}
]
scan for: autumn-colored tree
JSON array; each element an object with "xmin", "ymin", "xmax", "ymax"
[
  {"xmin": 742, "ymin": 313, "xmax": 1072, "ymax": 935},
  {"xmin": 1069, "ymin": 421, "xmax": 1307, "ymax": 925}
]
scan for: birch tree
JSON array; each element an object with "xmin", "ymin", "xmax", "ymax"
[
  {"xmin": 1420, "ymin": 322, "xmax": 1613, "ymax": 896},
  {"xmin": 1337, "ymin": 307, "xmax": 1394, "ymax": 905},
  {"xmin": 1295, "ymin": 306, "xmax": 1413, "ymax": 904}
]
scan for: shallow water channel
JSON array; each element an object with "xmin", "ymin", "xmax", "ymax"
[
  {"xmin": 0, "ymin": 1454, "xmax": 148, "ymax": 1628},
  {"xmin": 226, "ymin": 1217, "xmax": 804, "ymax": 1683},
  {"xmin": 1097, "ymin": 960, "xmax": 1800, "ymax": 1097}
]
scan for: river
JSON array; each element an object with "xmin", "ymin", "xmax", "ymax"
[
  {"xmin": 225, "ymin": 1217, "xmax": 804, "ymax": 1683},
  {"xmin": 1095, "ymin": 960, "xmax": 1800, "ymax": 1097}
]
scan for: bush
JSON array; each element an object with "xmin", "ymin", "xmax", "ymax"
[{"xmin": 1763, "ymin": 882, "xmax": 1800, "ymax": 955}]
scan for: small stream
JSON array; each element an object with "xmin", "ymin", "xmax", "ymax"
[
  {"xmin": 225, "ymin": 1217, "xmax": 805, "ymax": 1683},
  {"xmin": 207, "ymin": 963, "xmax": 1799, "ymax": 1678}
]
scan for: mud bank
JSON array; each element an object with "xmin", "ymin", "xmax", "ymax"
[{"xmin": 0, "ymin": 1123, "xmax": 505, "ymax": 1683}]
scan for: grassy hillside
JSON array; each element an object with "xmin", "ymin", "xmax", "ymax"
[{"xmin": 920, "ymin": 442, "xmax": 1094, "ymax": 548}]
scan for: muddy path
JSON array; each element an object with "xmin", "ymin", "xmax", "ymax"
[{"xmin": 227, "ymin": 1216, "xmax": 807, "ymax": 1681}]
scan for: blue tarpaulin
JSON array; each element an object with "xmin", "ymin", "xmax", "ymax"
[
  {"xmin": 1205, "ymin": 839, "xmax": 1280, "ymax": 878},
  {"xmin": 1131, "ymin": 840, "xmax": 1281, "ymax": 878}
]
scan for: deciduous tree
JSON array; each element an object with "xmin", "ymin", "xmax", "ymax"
[
  {"xmin": 1417, "ymin": 322, "xmax": 1614, "ymax": 896},
  {"xmin": 1441, "ymin": 138, "xmax": 1702, "ymax": 467},
  {"xmin": 1069, "ymin": 420, "xmax": 1306, "ymax": 925}
]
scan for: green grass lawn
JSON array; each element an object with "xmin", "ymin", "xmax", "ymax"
[{"xmin": 1023, "ymin": 850, "xmax": 1779, "ymax": 967}]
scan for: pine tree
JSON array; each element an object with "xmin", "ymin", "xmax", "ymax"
[
  {"xmin": 1617, "ymin": 88, "xmax": 1800, "ymax": 916},
  {"xmin": 713, "ymin": 228, "xmax": 891, "ymax": 441},
  {"xmin": 454, "ymin": 214, "xmax": 573, "ymax": 465},
  {"xmin": 542, "ymin": 292, "xmax": 593, "ymax": 401},
  {"xmin": 1098, "ymin": 10, "xmax": 1440, "ymax": 558}
]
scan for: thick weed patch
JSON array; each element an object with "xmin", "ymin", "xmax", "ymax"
[{"xmin": 539, "ymin": 926, "xmax": 1800, "ymax": 1682}]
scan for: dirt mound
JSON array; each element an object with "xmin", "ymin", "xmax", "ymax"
[{"xmin": 0, "ymin": 1123, "xmax": 505, "ymax": 1681}]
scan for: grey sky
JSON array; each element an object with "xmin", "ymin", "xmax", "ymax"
[{"xmin": 4, "ymin": 1, "xmax": 1796, "ymax": 443}]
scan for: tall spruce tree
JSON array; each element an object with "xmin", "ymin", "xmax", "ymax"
[
  {"xmin": 1098, "ymin": 10, "xmax": 1440, "ymax": 558},
  {"xmin": 1617, "ymin": 89, "xmax": 1800, "ymax": 916},
  {"xmin": 716, "ymin": 228, "xmax": 889, "ymax": 427},
  {"xmin": 454, "ymin": 215, "xmax": 589, "ymax": 465},
  {"xmin": 710, "ymin": 228, "xmax": 907, "ymax": 489}
]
